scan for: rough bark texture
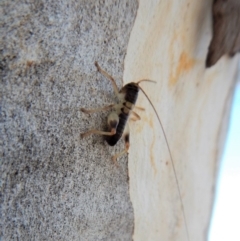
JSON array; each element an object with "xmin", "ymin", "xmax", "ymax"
[
  {"xmin": 206, "ymin": 0, "xmax": 240, "ymax": 67},
  {"xmin": 1, "ymin": 1, "xmax": 137, "ymax": 240}
]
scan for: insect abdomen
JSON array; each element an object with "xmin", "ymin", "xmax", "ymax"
[{"xmin": 105, "ymin": 112, "xmax": 128, "ymax": 146}]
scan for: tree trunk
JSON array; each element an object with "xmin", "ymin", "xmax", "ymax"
[{"xmin": 1, "ymin": 0, "xmax": 239, "ymax": 241}]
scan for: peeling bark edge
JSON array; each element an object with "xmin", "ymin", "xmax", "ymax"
[{"xmin": 206, "ymin": 0, "xmax": 240, "ymax": 68}]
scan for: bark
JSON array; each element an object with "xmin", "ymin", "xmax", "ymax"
[
  {"xmin": 1, "ymin": 1, "xmax": 137, "ymax": 240},
  {"xmin": 206, "ymin": 0, "xmax": 240, "ymax": 67},
  {"xmin": 1, "ymin": 0, "xmax": 239, "ymax": 241}
]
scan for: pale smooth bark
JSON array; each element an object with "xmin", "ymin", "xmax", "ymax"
[{"xmin": 124, "ymin": 0, "xmax": 239, "ymax": 241}]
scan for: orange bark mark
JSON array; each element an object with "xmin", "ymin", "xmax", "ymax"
[
  {"xmin": 150, "ymin": 135, "xmax": 157, "ymax": 175},
  {"xmin": 169, "ymin": 52, "xmax": 195, "ymax": 86}
]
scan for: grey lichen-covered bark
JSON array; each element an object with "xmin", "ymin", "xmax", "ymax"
[{"xmin": 1, "ymin": 1, "xmax": 138, "ymax": 240}]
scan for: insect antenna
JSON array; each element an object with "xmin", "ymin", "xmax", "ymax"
[
  {"xmin": 138, "ymin": 83, "xmax": 190, "ymax": 241},
  {"xmin": 137, "ymin": 79, "xmax": 156, "ymax": 84}
]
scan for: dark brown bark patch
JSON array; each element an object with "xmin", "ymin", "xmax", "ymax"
[{"xmin": 206, "ymin": 0, "xmax": 240, "ymax": 67}]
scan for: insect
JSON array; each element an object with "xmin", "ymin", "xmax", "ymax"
[
  {"xmin": 81, "ymin": 61, "xmax": 189, "ymax": 241},
  {"xmin": 81, "ymin": 61, "xmax": 154, "ymax": 161}
]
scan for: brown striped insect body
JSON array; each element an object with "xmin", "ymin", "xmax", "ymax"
[
  {"xmin": 81, "ymin": 62, "xmax": 190, "ymax": 241},
  {"xmin": 105, "ymin": 82, "xmax": 139, "ymax": 146}
]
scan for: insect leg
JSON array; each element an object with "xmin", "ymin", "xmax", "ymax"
[
  {"xmin": 130, "ymin": 110, "xmax": 141, "ymax": 120},
  {"xmin": 81, "ymin": 104, "xmax": 114, "ymax": 114},
  {"xmin": 81, "ymin": 112, "xmax": 119, "ymax": 139},
  {"xmin": 94, "ymin": 61, "xmax": 119, "ymax": 97},
  {"xmin": 112, "ymin": 124, "xmax": 130, "ymax": 164},
  {"xmin": 123, "ymin": 104, "xmax": 141, "ymax": 120},
  {"xmin": 134, "ymin": 106, "xmax": 145, "ymax": 111},
  {"xmin": 80, "ymin": 128, "xmax": 116, "ymax": 139}
]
